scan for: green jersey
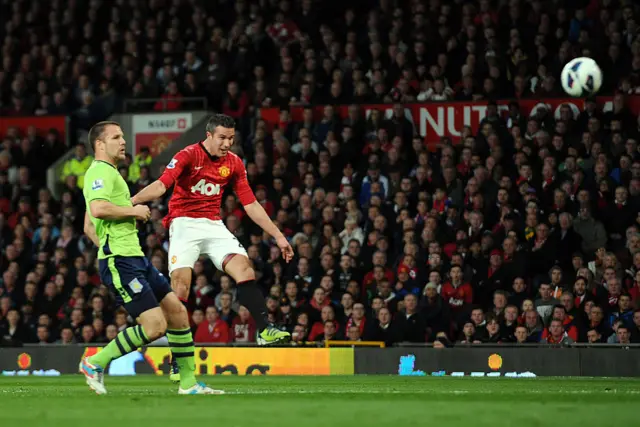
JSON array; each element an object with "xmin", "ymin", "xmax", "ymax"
[{"xmin": 83, "ymin": 160, "xmax": 144, "ymax": 259}]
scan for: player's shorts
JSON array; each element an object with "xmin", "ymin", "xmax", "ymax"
[
  {"xmin": 98, "ymin": 256, "xmax": 172, "ymax": 318},
  {"xmin": 168, "ymin": 217, "xmax": 248, "ymax": 273}
]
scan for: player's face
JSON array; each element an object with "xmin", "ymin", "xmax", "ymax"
[
  {"xmin": 208, "ymin": 126, "xmax": 235, "ymax": 156},
  {"xmin": 98, "ymin": 125, "xmax": 126, "ymax": 161}
]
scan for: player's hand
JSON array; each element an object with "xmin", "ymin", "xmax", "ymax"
[
  {"xmin": 133, "ymin": 205, "xmax": 151, "ymax": 222},
  {"xmin": 276, "ymin": 235, "xmax": 294, "ymax": 263}
]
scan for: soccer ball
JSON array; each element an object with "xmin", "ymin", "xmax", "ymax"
[{"xmin": 560, "ymin": 57, "xmax": 603, "ymax": 97}]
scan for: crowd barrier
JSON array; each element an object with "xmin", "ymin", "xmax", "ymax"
[{"xmin": 1, "ymin": 344, "xmax": 639, "ymax": 377}]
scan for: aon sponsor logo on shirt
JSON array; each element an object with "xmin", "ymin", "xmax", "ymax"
[{"xmin": 191, "ymin": 179, "xmax": 221, "ymax": 196}]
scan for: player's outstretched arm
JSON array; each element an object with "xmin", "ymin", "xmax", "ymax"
[
  {"xmin": 244, "ymin": 201, "xmax": 294, "ymax": 262},
  {"xmin": 90, "ymin": 200, "xmax": 151, "ymax": 221},
  {"xmin": 83, "ymin": 212, "xmax": 100, "ymax": 247},
  {"xmin": 131, "ymin": 180, "xmax": 167, "ymax": 205}
]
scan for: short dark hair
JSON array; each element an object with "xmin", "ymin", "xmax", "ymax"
[
  {"xmin": 88, "ymin": 121, "xmax": 120, "ymax": 152},
  {"xmin": 206, "ymin": 114, "xmax": 235, "ymax": 134}
]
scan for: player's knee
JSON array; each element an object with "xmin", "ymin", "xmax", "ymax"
[
  {"xmin": 174, "ymin": 285, "xmax": 189, "ymax": 300},
  {"xmin": 143, "ymin": 315, "xmax": 167, "ymax": 341},
  {"xmin": 171, "ymin": 270, "xmax": 191, "ymax": 299},
  {"xmin": 174, "ymin": 300, "xmax": 188, "ymax": 317},
  {"xmin": 168, "ymin": 300, "xmax": 189, "ymax": 328}
]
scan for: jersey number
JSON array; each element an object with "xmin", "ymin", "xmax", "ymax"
[{"xmin": 191, "ymin": 179, "xmax": 221, "ymax": 196}]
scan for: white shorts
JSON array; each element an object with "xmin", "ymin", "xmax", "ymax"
[{"xmin": 168, "ymin": 217, "xmax": 247, "ymax": 273}]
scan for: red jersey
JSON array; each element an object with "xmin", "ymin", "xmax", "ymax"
[
  {"xmin": 159, "ymin": 142, "xmax": 256, "ymax": 228},
  {"xmin": 231, "ymin": 316, "xmax": 257, "ymax": 343},
  {"xmin": 541, "ymin": 317, "xmax": 578, "ymax": 342},
  {"xmin": 440, "ymin": 281, "xmax": 473, "ymax": 310},
  {"xmin": 194, "ymin": 319, "xmax": 230, "ymax": 343}
]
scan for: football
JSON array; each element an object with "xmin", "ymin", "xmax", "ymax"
[{"xmin": 560, "ymin": 57, "xmax": 603, "ymax": 97}]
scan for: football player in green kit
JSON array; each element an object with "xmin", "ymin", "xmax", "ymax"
[{"xmin": 79, "ymin": 121, "xmax": 221, "ymax": 395}]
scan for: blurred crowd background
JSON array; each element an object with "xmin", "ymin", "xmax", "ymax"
[{"xmin": 1, "ymin": 0, "xmax": 640, "ymax": 348}]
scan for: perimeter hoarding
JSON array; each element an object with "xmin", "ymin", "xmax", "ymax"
[
  {"xmin": 0, "ymin": 347, "xmax": 354, "ymax": 376},
  {"xmin": 3, "ymin": 346, "xmax": 640, "ymax": 377},
  {"xmin": 354, "ymin": 347, "xmax": 640, "ymax": 377},
  {"xmin": 132, "ymin": 113, "xmax": 193, "ymax": 155},
  {"xmin": 260, "ymin": 96, "xmax": 640, "ymax": 144}
]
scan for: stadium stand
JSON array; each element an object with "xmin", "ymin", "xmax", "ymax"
[{"xmin": 1, "ymin": 0, "xmax": 640, "ymax": 348}]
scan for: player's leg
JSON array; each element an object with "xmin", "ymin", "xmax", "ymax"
[
  {"xmin": 160, "ymin": 293, "xmax": 224, "ymax": 394},
  {"xmin": 80, "ymin": 257, "xmax": 166, "ymax": 394},
  {"xmin": 204, "ymin": 222, "xmax": 290, "ymax": 345},
  {"xmin": 167, "ymin": 218, "xmax": 202, "ymax": 381},
  {"xmin": 146, "ymin": 258, "xmax": 223, "ymax": 394},
  {"xmin": 168, "ymin": 218, "xmax": 202, "ymax": 303},
  {"xmin": 167, "ymin": 267, "xmax": 193, "ymax": 382}
]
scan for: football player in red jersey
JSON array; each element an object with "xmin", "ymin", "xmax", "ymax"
[{"xmin": 132, "ymin": 114, "xmax": 293, "ymax": 379}]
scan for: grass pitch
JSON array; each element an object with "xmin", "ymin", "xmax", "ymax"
[{"xmin": 0, "ymin": 376, "xmax": 638, "ymax": 427}]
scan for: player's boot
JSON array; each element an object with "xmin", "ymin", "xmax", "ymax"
[
  {"xmin": 169, "ymin": 355, "xmax": 181, "ymax": 383},
  {"xmin": 79, "ymin": 357, "xmax": 107, "ymax": 395},
  {"xmin": 178, "ymin": 382, "xmax": 225, "ymax": 395},
  {"xmin": 257, "ymin": 326, "xmax": 291, "ymax": 345}
]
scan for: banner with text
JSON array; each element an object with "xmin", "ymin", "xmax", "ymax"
[
  {"xmin": 132, "ymin": 113, "xmax": 193, "ymax": 155},
  {"xmin": 260, "ymin": 96, "xmax": 640, "ymax": 144},
  {"xmin": 0, "ymin": 346, "xmax": 353, "ymax": 376},
  {"xmin": 0, "ymin": 116, "xmax": 67, "ymax": 143},
  {"xmin": 81, "ymin": 346, "xmax": 354, "ymax": 376}
]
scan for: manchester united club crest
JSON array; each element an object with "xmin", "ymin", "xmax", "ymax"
[
  {"xmin": 218, "ymin": 166, "xmax": 230, "ymax": 178},
  {"xmin": 171, "ymin": 255, "xmax": 177, "ymax": 264},
  {"xmin": 151, "ymin": 135, "xmax": 171, "ymax": 155}
]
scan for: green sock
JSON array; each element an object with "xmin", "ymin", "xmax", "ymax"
[
  {"xmin": 89, "ymin": 325, "xmax": 150, "ymax": 368},
  {"xmin": 167, "ymin": 328, "xmax": 197, "ymax": 389}
]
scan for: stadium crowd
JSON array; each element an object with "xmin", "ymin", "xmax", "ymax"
[{"xmin": 2, "ymin": 0, "xmax": 640, "ymax": 348}]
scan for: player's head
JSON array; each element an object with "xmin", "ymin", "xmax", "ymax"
[
  {"xmin": 88, "ymin": 121, "xmax": 126, "ymax": 162},
  {"xmin": 205, "ymin": 114, "xmax": 235, "ymax": 157}
]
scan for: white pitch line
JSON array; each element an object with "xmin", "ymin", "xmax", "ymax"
[
  {"xmin": 2, "ymin": 388, "xmax": 639, "ymax": 396},
  {"xmin": 218, "ymin": 389, "xmax": 640, "ymax": 395}
]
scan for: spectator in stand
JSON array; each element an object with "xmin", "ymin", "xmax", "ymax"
[
  {"xmin": 60, "ymin": 144, "xmax": 93, "ymax": 190},
  {"xmin": 194, "ymin": 306, "xmax": 229, "ymax": 344},
  {"xmin": 540, "ymin": 319, "xmax": 575, "ymax": 345},
  {"xmin": 541, "ymin": 305, "xmax": 579, "ymax": 342},
  {"xmin": 128, "ymin": 147, "xmax": 153, "ymax": 184},
  {"xmin": 154, "ymin": 81, "xmax": 182, "ymax": 111},
  {"xmin": 535, "ymin": 283, "xmax": 560, "ymax": 325},
  {"xmin": 231, "ymin": 306, "xmax": 257, "ymax": 343}
]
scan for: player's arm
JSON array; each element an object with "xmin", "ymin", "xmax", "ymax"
[
  {"xmin": 244, "ymin": 200, "xmax": 286, "ymax": 239},
  {"xmin": 83, "ymin": 212, "xmax": 100, "ymax": 246},
  {"xmin": 231, "ymin": 160, "xmax": 280, "ymax": 237},
  {"xmin": 131, "ymin": 180, "xmax": 167, "ymax": 205},
  {"xmin": 85, "ymin": 171, "xmax": 150, "ymax": 221},
  {"xmin": 90, "ymin": 200, "xmax": 148, "ymax": 221},
  {"xmin": 131, "ymin": 153, "xmax": 189, "ymax": 205},
  {"xmin": 233, "ymin": 159, "xmax": 294, "ymax": 262}
]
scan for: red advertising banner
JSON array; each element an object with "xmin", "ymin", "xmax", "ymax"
[
  {"xmin": 260, "ymin": 96, "xmax": 640, "ymax": 144},
  {"xmin": 0, "ymin": 116, "xmax": 67, "ymax": 141}
]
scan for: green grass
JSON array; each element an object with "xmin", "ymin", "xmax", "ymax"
[{"xmin": 1, "ymin": 376, "xmax": 639, "ymax": 427}]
